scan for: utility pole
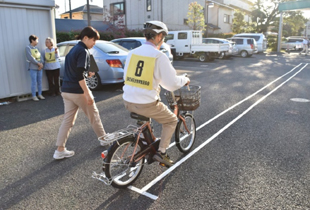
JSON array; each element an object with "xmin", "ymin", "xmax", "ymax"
[
  {"xmin": 69, "ymin": 0, "xmax": 72, "ymax": 19},
  {"xmin": 87, "ymin": 0, "xmax": 91, "ymax": 26}
]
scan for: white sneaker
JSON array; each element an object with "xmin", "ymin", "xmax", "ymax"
[
  {"xmin": 32, "ymin": 96, "xmax": 39, "ymax": 101},
  {"xmin": 38, "ymin": 95, "xmax": 45, "ymax": 100},
  {"xmin": 53, "ymin": 148, "xmax": 75, "ymax": 160}
]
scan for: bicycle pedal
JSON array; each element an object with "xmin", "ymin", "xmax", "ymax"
[{"xmin": 159, "ymin": 162, "xmax": 169, "ymax": 168}]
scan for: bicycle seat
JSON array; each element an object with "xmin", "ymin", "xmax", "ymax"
[{"xmin": 130, "ymin": 112, "xmax": 150, "ymax": 121}]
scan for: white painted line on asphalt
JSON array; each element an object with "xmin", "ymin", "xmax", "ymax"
[
  {"xmin": 127, "ymin": 185, "xmax": 158, "ymax": 200},
  {"xmin": 168, "ymin": 63, "xmax": 304, "ymax": 149},
  {"xmin": 127, "ymin": 63, "xmax": 308, "ymax": 200}
]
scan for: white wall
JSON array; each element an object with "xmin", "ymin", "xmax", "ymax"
[{"xmin": 0, "ymin": 1, "xmax": 55, "ymax": 99}]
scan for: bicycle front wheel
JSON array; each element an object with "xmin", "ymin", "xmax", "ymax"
[
  {"xmin": 105, "ymin": 137, "xmax": 144, "ymax": 188},
  {"xmin": 175, "ymin": 113, "xmax": 196, "ymax": 153}
]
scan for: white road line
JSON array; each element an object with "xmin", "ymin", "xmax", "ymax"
[
  {"xmin": 167, "ymin": 63, "xmax": 303, "ymax": 149},
  {"xmin": 127, "ymin": 63, "xmax": 308, "ymax": 200}
]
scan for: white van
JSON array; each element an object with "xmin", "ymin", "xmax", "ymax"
[{"xmin": 232, "ymin": 33, "xmax": 267, "ymax": 53}]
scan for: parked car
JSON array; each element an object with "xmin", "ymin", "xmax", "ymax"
[
  {"xmin": 202, "ymin": 38, "xmax": 238, "ymax": 58},
  {"xmin": 57, "ymin": 40, "xmax": 129, "ymax": 90},
  {"xmin": 281, "ymin": 37, "xmax": 304, "ymax": 51},
  {"xmin": 111, "ymin": 37, "xmax": 173, "ymax": 64},
  {"xmin": 232, "ymin": 33, "xmax": 267, "ymax": 53},
  {"xmin": 227, "ymin": 37, "xmax": 258, "ymax": 58}
]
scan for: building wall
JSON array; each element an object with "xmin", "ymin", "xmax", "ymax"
[
  {"xmin": 60, "ymin": 12, "xmax": 103, "ymax": 21},
  {"xmin": 0, "ymin": 0, "xmax": 55, "ymax": 99},
  {"xmin": 103, "ymin": 0, "xmax": 252, "ymax": 33}
]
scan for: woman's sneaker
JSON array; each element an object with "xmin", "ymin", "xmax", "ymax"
[
  {"xmin": 53, "ymin": 148, "xmax": 75, "ymax": 160},
  {"xmin": 153, "ymin": 151, "xmax": 174, "ymax": 167},
  {"xmin": 38, "ymin": 95, "xmax": 45, "ymax": 100},
  {"xmin": 32, "ymin": 96, "xmax": 39, "ymax": 101}
]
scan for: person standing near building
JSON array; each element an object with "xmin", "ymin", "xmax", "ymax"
[
  {"xmin": 25, "ymin": 35, "xmax": 45, "ymax": 101},
  {"xmin": 53, "ymin": 26, "xmax": 108, "ymax": 160},
  {"xmin": 300, "ymin": 38, "xmax": 308, "ymax": 55},
  {"xmin": 43, "ymin": 37, "xmax": 61, "ymax": 96}
]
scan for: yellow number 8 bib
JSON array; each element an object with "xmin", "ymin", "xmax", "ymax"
[{"xmin": 125, "ymin": 54, "xmax": 156, "ymax": 90}]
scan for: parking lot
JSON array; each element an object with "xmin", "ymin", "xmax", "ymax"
[{"xmin": 1, "ymin": 52, "xmax": 310, "ymax": 209}]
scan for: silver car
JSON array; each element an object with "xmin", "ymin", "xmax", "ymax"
[
  {"xmin": 281, "ymin": 37, "xmax": 303, "ymax": 51},
  {"xmin": 111, "ymin": 37, "xmax": 173, "ymax": 64},
  {"xmin": 227, "ymin": 37, "xmax": 258, "ymax": 58},
  {"xmin": 202, "ymin": 38, "xmax": 238, "ymax": 58},
  {"xmin": 57, "ymin": 40, "xmax": 129, "ymax": 90}
]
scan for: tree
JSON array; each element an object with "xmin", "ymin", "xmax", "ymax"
[
  {"xmin": 187, "ymin": 2, "xmax": 205, "ymax": 31},
  {"xmin": 283, "ymin": 11, "xmax": 308, "ymax": 36},
  {"xmin": 232, "ymin": 10, "xmax": 256, "ymax": 34},
  {"xmin": 251, "ymin": 0, "xmax": 281, "ymax": 33}
]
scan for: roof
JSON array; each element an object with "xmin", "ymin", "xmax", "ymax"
[
  {"xmin": 205, "ymin": 23, "xmax": 221, "ymax": 29},
  {"xmin": 55, "ymin": 19, "xmax": 110, "ymax": 32},
  {"xmin": 61, "ymin": 4, "xmax": 103, "ymax": 15}
]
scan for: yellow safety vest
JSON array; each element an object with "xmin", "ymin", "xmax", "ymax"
[
  {"xmin": 125, "ymin": 54, "xmax": 156, "ymax": 90},
  {"xmin": 45, "ymin": 51, "xmax": 56, "ymax": 63},
  {"xmin": 30, "ymin": 48, "xmax": 41, "ymax": 62}
]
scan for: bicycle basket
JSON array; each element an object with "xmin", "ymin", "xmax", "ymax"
[{"xmin": 165, "ymin": 85, "xmax": 201, "ymax": 111}]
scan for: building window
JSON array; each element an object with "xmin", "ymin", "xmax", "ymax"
[
  {"xmin": 146, "ymin": 0, "xmax": 151, "ymax": 11},
  {"xmin": 184, "ymin": 18, "xmax": 188, "ymax": 25},
  {"xmin": 224, "ymin": 14, "xmax": 230, "ymax": 23},
  {"xmin": 110, "ymin": 2, "xmax": 125, "ymax": 16}
]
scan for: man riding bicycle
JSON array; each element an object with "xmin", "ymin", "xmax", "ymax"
[{"xmin": 122, "ymin": 20, "xmax": 190, "ymax": 167}]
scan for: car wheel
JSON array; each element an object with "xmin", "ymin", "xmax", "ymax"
[
  {"xmin": 218, "ymin": 52, "xmax": 225, "ymax": 59},
  {"xmin": 83, "ymin": 72, "xmax": 102, "ymax": 90},
  {"xmin": 240, "ymin": 50, "xmax": 248, "ymax": 58},
  {"xmin": 198, "ymin": 54, "xmax": 207, "ymax": 62}
]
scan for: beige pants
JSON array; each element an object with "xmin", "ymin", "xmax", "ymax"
[
  {"xmin": 56, "ymin": 92, "xmax": 105, "ymax": 147},
  {"xmin": 124, "ymin": 100, "xmax": 178, "ymax": 152},
  {"xmin": 301, "ymin": 44, "xmax": 308, "ymax": 54}
]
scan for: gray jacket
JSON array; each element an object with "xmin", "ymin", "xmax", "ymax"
[{"xmin": 25, "ymin": 45, "xmax": 42, "ymax": 70}]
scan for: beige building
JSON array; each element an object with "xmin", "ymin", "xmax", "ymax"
[
  {"xmin": 60, "ymin": 4, "xmax": 103, "ymax": 21},
  {"xmin": 103, "ymin": 0, "xmax": 254, "ymax": 34}
]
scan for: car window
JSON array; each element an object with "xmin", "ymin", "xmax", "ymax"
[
  {"xmin": 236, "ymin": 35, "xmax": 260, "ymax": 41},
  {"xmin": 165, "ymin": 34, "xmax": 174, "ymax": 42},
  {"xmin": 67, "ymin": 45, "xmax": 74, "ymax": 53},
  {"xmin": 119, "ymin": 41, "xmax": 141, "ymax": 50},
  {"xmin": 203, "ymin": 39, "xmax": 211, "ymax": 44},
  {"xmin": 235, "ymin": 39, "xmax": 243, "ymax": 45},
  {"xmin": 112, "ymin": 40, "xmax": 121, "ymax": 45},
  {"xmin": 58, "ymin": 45, "xmax": 67, "ymax": 57},
  {"xmin": 247, "ymin": 39, "xmax": 254, "ymax": 44},
  {"xmin": 95, "ymin": 42, "xmax": 129, "ymax": 54},
  {"xmin": 178, "ymin": 33, "xmax": 187, "ymax": 40}
]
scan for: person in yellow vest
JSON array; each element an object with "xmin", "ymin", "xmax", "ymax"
[
  {"xmin": 25, "ymin": 35, "xmax": 45, "ymax": 101},
  {"xmin": 122, "ymin": 21, "xmax": 190, "ymax": 167},
  {"xmin": 42, "ymin": 37, "xmax": 61, "ymax": 96}
]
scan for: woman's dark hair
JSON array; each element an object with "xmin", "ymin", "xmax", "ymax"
[
  {"xmin": 76, "ymin": 26, "xmax": 100, "ymax": 40},
  {"xmin": 29, "ymin": 35, "xmax": 38, "ymax": 43}
]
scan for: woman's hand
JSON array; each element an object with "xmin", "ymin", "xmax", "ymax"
[
  {"xmin": 88, "ymin": 72, "xmax": 95, "ymax": 77},
  {"xmin": 84, "ymin": 92, "xmax": 94, "ymax": 105}
]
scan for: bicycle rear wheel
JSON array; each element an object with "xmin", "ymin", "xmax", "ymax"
[
  {"xmin": 175, "ymin": 113, "xmax": 196, "ymax": 153},
  {"xmin": 105, "ymin": 137, "xmax": 144, "ymax": 188}
]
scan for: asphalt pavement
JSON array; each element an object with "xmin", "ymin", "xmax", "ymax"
[{"xmin": 1, "ymin": 52, "xmax": 310, "ymax": 209}]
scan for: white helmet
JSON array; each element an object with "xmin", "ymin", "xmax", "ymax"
[{"xmin": 143, "ymin": 20, "xmax": 168, "ymax": 36}]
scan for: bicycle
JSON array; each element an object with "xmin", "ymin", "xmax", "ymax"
[{"xmin": 92, "ymin": 85, "xmax": 201, "ymax": 188}]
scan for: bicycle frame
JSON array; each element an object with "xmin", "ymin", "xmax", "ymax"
[{"xmin": 126, "ymin": 93, "xmax": 192, "ymax": 166}]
